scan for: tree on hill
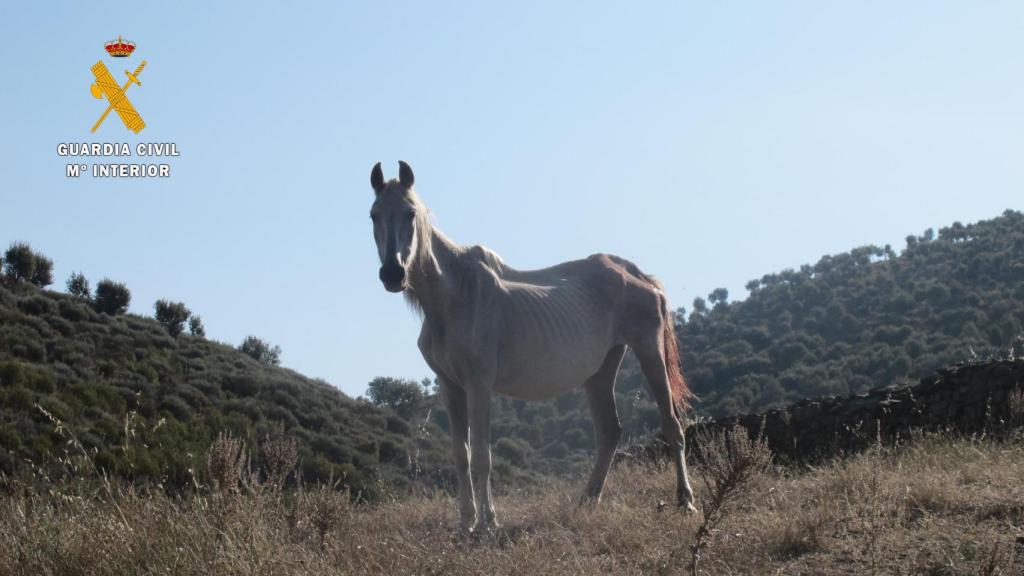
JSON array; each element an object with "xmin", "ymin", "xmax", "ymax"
[
  {"xmin": 30, "ymin": 256, "xmax": 53, "ymax": 288},
  {"xmin": 2, "ymin": 242, "xmax": 35, "ymax": 282},
  {"xmin": 66, "ymin": 272, "xmax": 90, "ymax": 300},
  {"xmin": 189, "ymin": 315, "xmax": 206, "ymax": 338},
  {"xmin": 708, "ymin": 287, "xmax": 728, "ymax": 305},
  {"xmin": 366, "ymin": 377, "xmax": 426, "ymax": 419},
  {"xmin": 692, "ymin": 297, "xmax": 708, "ymax": 317},
  {"xmin": 238, "ymin": 336, "xmax": 281, "ymax": 366},
  {"xmin": 93, "ymin": 279, "xmax": 131, "ymax": 315},
  {"xmin": 708, "ymin": 287, "xmax": 729, "ymax": 310},
  {"xmin": 154, "ymin": 300, "xmax": 192, "ymax": 337},
  {"xmin": 2, "ymin": 242, "xmax": 53, "ymax": 288}
]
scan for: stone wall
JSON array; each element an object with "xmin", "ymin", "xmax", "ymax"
[{"xmin": 684, "ymin": 359, "xmax": 1024, "ymax": 462}]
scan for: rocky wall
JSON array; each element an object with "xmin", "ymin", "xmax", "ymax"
[{"xmin": 684, "ymin": 359, "xmax": 1024, "ymax": 461}]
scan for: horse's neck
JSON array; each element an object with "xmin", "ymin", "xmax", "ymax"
[{"xmin": 408, "ymin": 227, "xmax": 464, "ymax": 318}]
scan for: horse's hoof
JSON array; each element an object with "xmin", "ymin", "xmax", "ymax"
[
  {"xmin": 680, "ymin": 501, "xmax": 699, "ymax": 515},
  {"xmin": 452, "ymin": 523, "xmax": 476, "ymax": 540},
  {"xmin": 471, "ymin": 519, "xmax": 500, "ymax": 538}
]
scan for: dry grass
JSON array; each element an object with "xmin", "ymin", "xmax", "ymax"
[{"xmin": 2, "ymin": 434, "xmax": 1023, "ymax": 575}]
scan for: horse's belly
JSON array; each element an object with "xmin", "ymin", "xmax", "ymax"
[{"xmin": 492, "ymin": 338, "xmax": 613, "ymax": 400}]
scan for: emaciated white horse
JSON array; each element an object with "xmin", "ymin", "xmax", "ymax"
[{"xmin": 368, "ymin": 161, "xmax": 697, "ymax": 532}]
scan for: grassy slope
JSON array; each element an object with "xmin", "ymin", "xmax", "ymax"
[
  {"xmin": 3, "ymin": 434, "xmax": 1022, "ymax": 575},
  {"xmin": 0, "ymin": 279, "xmax": 452, "ymax": 497}
]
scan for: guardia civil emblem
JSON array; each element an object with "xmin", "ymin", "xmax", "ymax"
[{"xmin": 89, "ymin": 36, "xmax": 147, "ymax": 133}]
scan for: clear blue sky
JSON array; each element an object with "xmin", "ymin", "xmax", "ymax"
[{"xmin": 2, "ymin": 2, "xmax": 1021, "ymax": 397}]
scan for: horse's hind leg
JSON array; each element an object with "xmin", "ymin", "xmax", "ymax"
[
  {"xmin": 581, "ymin": 344, "xmax": 627, "ymax": 505},
  {"xmin": 633, "ymin": 334, "xmax": 697, "ymax": 512}
]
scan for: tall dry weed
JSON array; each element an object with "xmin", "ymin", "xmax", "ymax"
[
  {"xmin": 260, "ymin": 429, "xmax": 299, "ymax": 492},
  {"xmin": 688, "ymin": 423, "xmax": 772, "ymax": 576},
  {"xmin": 206, "ymin": 431, "xmax": 248, "ymax": 494}
]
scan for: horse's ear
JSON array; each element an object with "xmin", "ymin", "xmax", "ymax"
[
  {"xmin": 398, "ymin": 161, "xmax": 415, "ymax": 189},
  {"xmin": 370, "ymin": 162, "xmax": 385, "ymax": 195}
]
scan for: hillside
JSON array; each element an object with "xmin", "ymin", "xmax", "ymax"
[
  {"xmin": 0, "ymin": 278, "xmax": 452, "ymax": 498},
  {"xmin": 674, "ymin": 208, "xmax": 1024, "ymax": 416}
]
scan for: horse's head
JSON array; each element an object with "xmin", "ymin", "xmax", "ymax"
[{"xmin": 369, "ymin": 161, "xmax": 421, "ymax": 293}]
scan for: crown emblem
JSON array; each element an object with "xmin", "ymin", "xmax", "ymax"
[{"xmin": 104, "ymin": 35, "xmax": 136, "ymax": 58}]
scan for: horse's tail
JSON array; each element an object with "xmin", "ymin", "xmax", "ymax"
[
  {"xmin": 606, "ymin": 255, "xmax": 695, "ymax": 416},
  {"xmin": 660, "ymin": 301, "xmax": 694, "ymax": 416}
]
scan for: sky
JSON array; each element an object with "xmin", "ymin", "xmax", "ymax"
[{"xmin": 1, "ymin": 2, "xmax": 1022, "ymax": 398}]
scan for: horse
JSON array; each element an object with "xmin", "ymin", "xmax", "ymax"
[{"xmin": 368, "ymin": 161, "xmax": 697, "ymax": 532}]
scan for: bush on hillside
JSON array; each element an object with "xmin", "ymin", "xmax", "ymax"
[
  {"xmin": 3, "ymin": 242, "xmax": 53, "ymax": 288},
  {"xmin": 366, "ymin": 377, "xmax": 425, "ymax": 420},
  {"xmin": 189, "ymin": 315, "xmax": 206, "ymax": 338},
  {"xmin": 93, "ymin": 279, "xmax": 131, "ymax": 315},
  {"xmin": 238, "ymin": 336, "xmax": 281, "ymax": 366},
  {"xmin": 154, "ymin": 300, "xmax": 191, "ymax": 337},
  {"xmin": 66, "ymin": 272, "xmax": 90, "ymax": 300}
]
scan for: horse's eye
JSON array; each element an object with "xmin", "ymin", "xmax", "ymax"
[{"xmin": 405, "ymin": 212, "xmax": 416, "ymax": 222}]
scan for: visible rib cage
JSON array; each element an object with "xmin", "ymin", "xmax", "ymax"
[{"xmin": 505, "ymin": 281, "xmax": 600, "ymax": 346}]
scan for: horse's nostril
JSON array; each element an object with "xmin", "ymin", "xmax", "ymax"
[{"xmin": 379, "ymin": 265, "xmax": 406, "ymax": 285}]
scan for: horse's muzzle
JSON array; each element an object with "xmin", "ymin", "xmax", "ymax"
[{"xmin": 379, "ymin": 265, "xmax": 406, "ymax": 293}]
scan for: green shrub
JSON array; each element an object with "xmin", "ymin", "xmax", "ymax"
[
  {"xmin": 58, "ymin": 299, "xmax": 90, "ymax": 322},
  {"xmin": 25, "ymin": 368, "xmax": 56, "ymax": 393},
  {"xmin": 38, "ymin": 396, "xmax": 73, "ymax": 421},
  {"xmin": 188, "ymin": 314, "xmax": 206, "ymax": 337},
  {"xmin": 494, "ymin": 437, "xmax": 531, "ymax": 465},
  {"xmin": 94, "ymin": 450, "xmax": 118, "ymax": 473},
  {"xmin": 0, "ymin": 385, "xmax": 32, "ymax": 411},
  {"xmin": 10, "ymin": 337, "xmax": 46, "ymax": 363},
  {"xmin": 385, "ymin": 415, "xmax": 410, "ymax": 435},
  {"xmin": 238, "ymin": 336, "xmax": 281, "ymax": 366},
  {"xmin": 366, "ymin": 377, "xmax": 425, "ymax": 419},
  {"xmin": 223, "ymin": 374, "xmax": 260, "ymax": 397},
  {"xmin": 1, "ymin": 242, "xmax": 53, "ymax": 287},
  {"xmin": 2, "ymin": 242, "xmax": 36, "ymax": 282},
  {"xmin": 45, "ymin": 315, "xmax": 73, "ymax": 337},
  {"xmin": 93, "ymin": 279, "xmax": 131, "ymax": 315},
  {"xmin": 542, "ymin": 441, "xmax": 568, "ymax": 459},
  {"xmin": 30, "ymin": 434, "xmax": 54, "ymax": 456},
  {"xmin": 0, "ymin": 360, "xmax": 26, "ymax": 387},
  {"xmin": 154, "ymin": 299, "xmax": 191, "ymax": 337},
  {"xmin": 0, "ymin": 425, "xmax": 21, "ymax": 450},
  {"xmin": 563, "ymin": 427, "xmax": 589, "ymax": 450},
  {"xmin": 31, "ymin": 255, "xmax": 53, "ymax": 288},
  {"xmin": 66, "ymin": 272, "xmax": 90, "ymax": 299},
  {"xmin": 378, "ymin": 439, "xmax": 406, "ymax": 464},
  {"xmin": 160, "ymin": 395, "xmax": 194, "ymax": 420}
]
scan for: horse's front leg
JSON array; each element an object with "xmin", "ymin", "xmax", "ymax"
[
  {"xmin": 466, "ymin": 384, "xmax": 498, "ymax": 530},
  {"xmin": 439, "ymin": 378, "xmax": 476, "ymax": 531}
]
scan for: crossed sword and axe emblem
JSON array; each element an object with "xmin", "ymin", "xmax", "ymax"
[{"xmin": 89, "ymin": 60, "xmax": 147, "ymax": 133}]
